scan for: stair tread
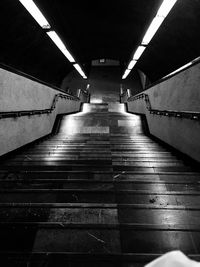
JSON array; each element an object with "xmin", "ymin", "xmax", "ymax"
[{"xmin": 0, "ymin": 102, "xmax": 199, "ymax": 263}]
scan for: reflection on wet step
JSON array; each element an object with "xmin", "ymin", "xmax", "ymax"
[{"xmin": 0, "ymin": 102, "xmax": 200, "ymax": 266}]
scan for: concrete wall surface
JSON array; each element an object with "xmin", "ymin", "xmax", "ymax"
[
  {"xmin": 61, "ymin": 69, "xmax": 88, "ymax": 96},
  {"xmin": 0, "ymin": 68, "xmax": 81, "ymax": 156},
  {"xmin": 89, "ymin": 66, "xmax": 121, "ymax": 103},
  {"xmin": 127, "ymin": 63, "xmax": 200, "ymax": 162}
]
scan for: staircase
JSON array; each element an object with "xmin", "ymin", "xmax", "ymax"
[{"xmin": 0, "ymin": 103, "xmax": 200, "ymax": 266}]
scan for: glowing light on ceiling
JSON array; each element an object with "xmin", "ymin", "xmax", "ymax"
[
  {"xmin": 122, "ymin": 0, "xmax": 178, "ymax": 79},
  {"xmin": 127, "ymin": 60, "xmax": 137, "ymax": 70},
  {"xmin": 73, "ymin": 64, "xmax": 87, "ymax": 79},
  {"xmin": 141, "ymin": 16, "xmax": 165, "ymax": 45},
  {"xmin": 47, "ymin": 31, "xmax": 75, "ymax": 63},
  {"xmin": 19, "ymin": 0, "xmax": 51, "ymax": 29},
  {"xmin": 122, "ymin": 69, "xmax": 131, "ymax": 80},
  {"xmin": 19, "ymin": 0, "xmax": 87, "ymax": 79},
  {"xmin": 133, "ymin": 46, "xmax": 146, "ymax": 60}
]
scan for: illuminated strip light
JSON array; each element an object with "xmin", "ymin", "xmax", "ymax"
[
  {"xmin": 47, "ymin": 31, "xmax": 75, "ymax": 63},
  {"xmin": 19, "ymin": 0, "xmax": 75, "ymax": 63},
  {"xmin": 157, "ymin": 0, "xmax": 178, "ymax": 17},
  {"xmin": 122, "ymin": 46, "xmax": 145, "ymax": 78},
  {"xmin": 128, "ymin": 60, "xmax": 137, "ymax": 70},
  {"xmin": 122, "ymin": 0, "xmax": 178, "ymax": 79},
  {"xmin": 142, "ymin": 0, "xmax": 177, "ymax": 45},
  {"xmin": 141, "ymin": 16, "xmax": 165, "ymax": 45},
  {"xmin": 19, "ymin": 0, "xmax": 87, "ymax": 79},
  {"xmin": 122, "ymin": 69, "xmax": 131, "ymax": 80},
  {"xmin": 133, "ymin": 46, "xmax": 146, "ymax": 60},
  {"xmin": 74, "ymin": 64, "xmax": 87, "ymax": 79},
  {"xmin": 19, "ymin": 0, "xmax": 51, "ymax": 29}
]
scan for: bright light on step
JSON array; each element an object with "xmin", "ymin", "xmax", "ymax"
[
  {"xmin": 90, "ymin": 99, "xmax": 103, "ymax": 104},
  {"xmin": 73, "ymin": 64, "xmax": 87, "ymax": 79},
  {"xmin": 133, "ymin": 46, "xmax": 146, "ymax": 60},
  {"xmin": 47, "ymin": 31, "xmax": 75, "ymax": 63},
  {"xmin": 127, "ymin": 60, "xmax": 137, "ymax": 70},
  {"xmin": 142, "ymin": 0, "xmax": 178, "ymax": 45},
  {"xmin": 19, "ymin": 0, "xmax": 51, "ymax": 29}
]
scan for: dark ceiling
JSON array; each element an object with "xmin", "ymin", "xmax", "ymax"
[{"xmin": 0, "ymin": 0, "xmax": 200, "ymax": 86}]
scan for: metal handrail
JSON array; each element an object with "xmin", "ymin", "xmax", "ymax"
[
  {"xmin": 128, "ymin": 93, "xmax": 200, "ymax": 121},
  {"xmin": 120, "ymin": 91, "xmax": 128, "ymax": 97},
  {"xmin": 0, "ymin": 93, "xmax": 79, "ymax": 120}
]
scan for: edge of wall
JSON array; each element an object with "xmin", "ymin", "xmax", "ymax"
[
  {"xmin": 126, "ymin": 62, "xmax": 200, "ymax": 162},
  {"xmin": 0, "ymin": 67, "xmax": 82, "ymax": 156},
  {"xmin": 0, "ymin": 110, "xmax": 80, "ymax": 160}
]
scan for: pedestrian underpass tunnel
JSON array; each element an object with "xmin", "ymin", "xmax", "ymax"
[{"xmin": 0, "ymin": 1, "xmax": 200, "ymax": 266}]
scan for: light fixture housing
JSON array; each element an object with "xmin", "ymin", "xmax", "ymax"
[
  {"xmin": 47, "ymin": 31, "xmax": 75, "ymax": 63},
  {"xmin": 142, "ymin": 0, "xmax": 178, "ymax": 45},
  {"xmin": 19, "ymin": 0, "xmax": 51, "ymax": 29}
]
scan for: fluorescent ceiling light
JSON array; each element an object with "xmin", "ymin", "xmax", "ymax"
[
  {"xmin": 122, "ymin": 69, "xmax": 131, "ymax": 79},
  {"xmin": 142, "ymin": 0, "xmax": 178, "ymax": 45},
  {"xmin": 74, "ymin": 64, "xmax": 87, "ymax": 78},
  {"xmin": 47, "ymin": 31, "xmax": 65, "ymax": 50},
  {"xmin": 124, "ymin": 0, "xmax": 178, "ymax": 75},
  {"xmin": 62, "ymin": 49, "xmax": 76, "ymax": 63},
  {"xmin": 142, "ymin": 16, "xmax": 164, "ymax": 45},
  {"xmin": 133, "ymin": 46, "xmax": 146, "ymax": 60},
  {"xmin": 19, "ymin": 0, "xmax": 51, "ymax": 29},
  {"xmin": 157, "ymin": 0, "xmax": 178, "ymax": 17},
  {"xmin": 47, "ymin": 31, "xmax": 75, "ymax": 63},
  {"xmin": 128, "ymin": 60, "xmax": 137, "ymax": 70}
]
